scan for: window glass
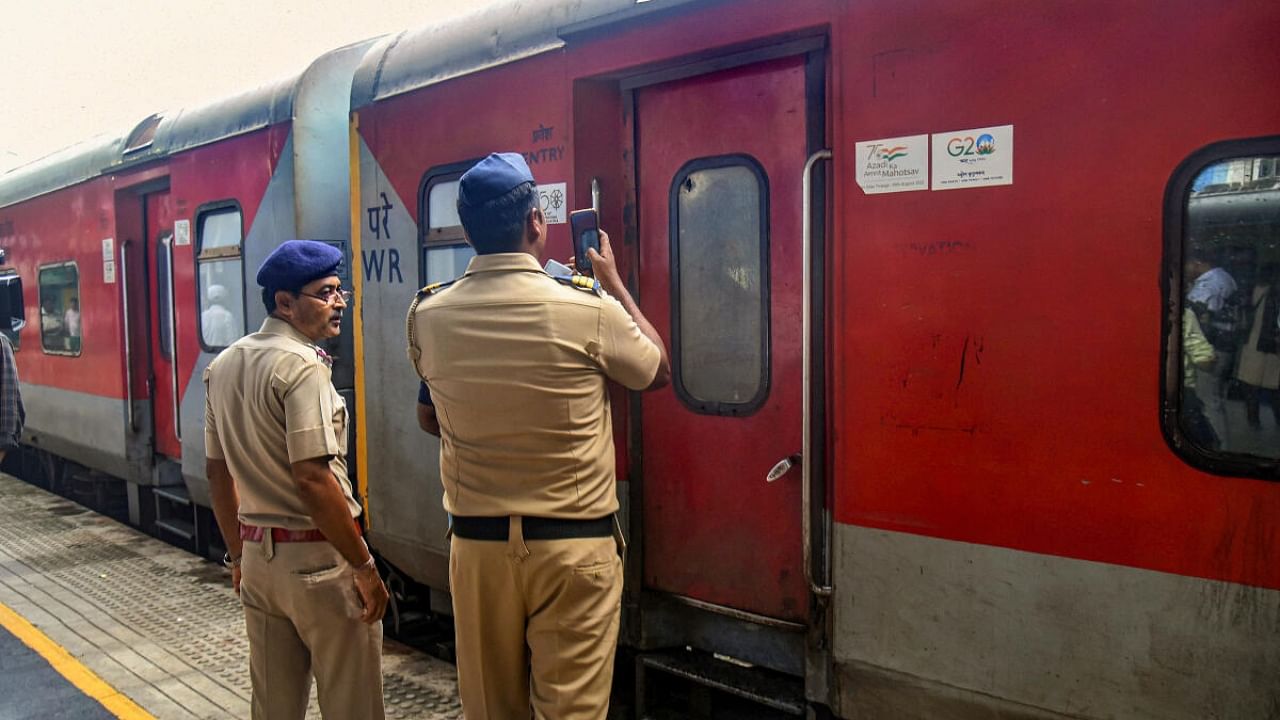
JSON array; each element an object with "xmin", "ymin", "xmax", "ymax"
[
  {"xmin": 39, "ymin": 263, "xmax": 80, "ymax": 355},
  {"xmin": 428, "ymin": 180, "xmax": 462, "ymax": 229},
  {"xmin": 673, "ymin": 160, "xmax": 768, "ymax": 411},
  {"xmin": 421, "ymin": 171, "xmax": 472, "ymax": 285},
  {"xmin": 1179, "ymin": 153, "xmax": 1280, "ymax": 459},
  {"xmin": 197, "ymin": 208, "xmax": 245, "ymax": 349},
  {"xmin": 201, "ymin": 210, "xmax": 241, "ymax": 251},
  {"xmin": 424, "ymin": 244, "xmax": 475, "ymax": 286},
  {"xmin": 199, "ymin": 261, "xmax": 244, "ymax": 348}
]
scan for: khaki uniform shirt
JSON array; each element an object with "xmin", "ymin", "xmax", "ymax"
[
  {"xmin": 409, "ymin": 253, "xmax": 660, "ymax": 519},
  {"xmin": 204, "ymin": 317, "xmax": 358, "ymax": 530}
]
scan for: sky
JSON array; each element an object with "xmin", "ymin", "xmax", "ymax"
[{"xmin": 0, "ymin": 0, "xmax": 491, "ymax": 174}]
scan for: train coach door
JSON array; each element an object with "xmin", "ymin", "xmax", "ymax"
[
  {"xmin": 144, "ymin": 191, "xmax": 180, "ymax": 459},
  {"xmin": 635, "ymin": 50, "xmax": 822, "ymax": 633}
]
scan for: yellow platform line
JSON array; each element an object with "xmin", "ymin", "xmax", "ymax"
[{"xmin": 0, "ymin": 600, "xmax": 156, "ymax": 720}]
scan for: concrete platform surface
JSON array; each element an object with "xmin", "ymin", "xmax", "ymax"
[{"xmin": 0, "ymin": 473, "xmax": 461, "ymax": 719}]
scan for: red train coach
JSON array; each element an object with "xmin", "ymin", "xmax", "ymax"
[
  {"xmin": 351, "ymin": 0, "xmax": 1280, "ymax": 717},
  {"xmin": 0, "ymin": 41, "xmax": 371, "ymax": 550},
  {"xmin": 0, "ymin": 0, "xmax": 1275, "ymax": 716}
]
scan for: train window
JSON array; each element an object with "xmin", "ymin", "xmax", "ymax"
[
  {"xmin": 1167, "ymin": 142, "xmax": 1280, "ymax": 475},
  {"xmin": 196, "ymin": 205, "xmax": 246, "ymax": 350},
  {"xmin": 420, "ymin": 170, "xmax": 475, "ymax": 286},
  {"xmin": 428, "ymin": 180, "xmax": 463, "ymax": 232},
  {"xmin": 424, "ymin": 245, "xmax": 474, "ymax": 286},
  {"xmin": 670, "ymin": 156, "xmax": 770, "ymax": 415},
  {"xmin": 38, "ymin": 262, "xmax": 81, "ymax": 356}
]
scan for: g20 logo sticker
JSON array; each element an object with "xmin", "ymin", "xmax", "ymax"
[
  {"xmin": 930, "ymin": 125, "xmax": 1013, "ymax": 189},
  {"xmin": 946, "ymin": 133, "xmax": 997, "ymax": 157}
]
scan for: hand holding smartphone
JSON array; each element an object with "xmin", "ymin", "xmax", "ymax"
[{"xmin": 569, "ymin": 209, "xmax": 601, "ymax": 276}]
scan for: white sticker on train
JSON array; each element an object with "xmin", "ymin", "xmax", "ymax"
[
  {"xmin": 854, "ymin": 135, "xmax": 929, "ymax": 194},
  {"xmin": 538, "ymin": 182, "xmax": 568, "ymax": 224},
  {"xmin": 174, "ymin": 219, "xmax": 191, "ymax": 246},
  {"xmin": 931, "ymin": 124, "xmax": 1014, "ymax": 190},
  {"xmin": 102, "ymin": 238, "xmax": 117, "ymax": 284}
]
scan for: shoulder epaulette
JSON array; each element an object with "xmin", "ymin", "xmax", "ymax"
[
  {"xmin": 415, "ymin": 278, "xmax": 457, "ymax": 300},
  {"xmin": 551, "ymin": 273, "xmax": 602, "ymax": 296},
  {"xmin": 407, "ymin": 279, "xmax": 457, "ymax": 376}
]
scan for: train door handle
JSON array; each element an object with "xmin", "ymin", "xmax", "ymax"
[
  {"xmin": 162, "ymin": 233, "xmax": 181, "ymax": 442},
  {"xmin": 119, "ymin": 239, "xmax": 136, "ymax": 433},
  {"xmin": 766, "ymin": 454, "xmax": 801, "ymax": 482},
  {"xmin": 803, "ymin": 149, "xmax": 833, "ymax": 598}
]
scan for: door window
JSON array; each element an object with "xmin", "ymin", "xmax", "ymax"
[
  {"xmin": 420, "ymin": 168, "xmax": 476, "ymax": 286},
  {"xmin": 670, "ymin": 156, "xmax": 770, "ymax": 415},
  {"xmin": 196, "ymin": 205, "xmax": 246, "ymax": 349}
]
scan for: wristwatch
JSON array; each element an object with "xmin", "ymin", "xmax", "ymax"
[{"xmin": 222, "ymin": 552, "xmax": 242, "ymax": 569}]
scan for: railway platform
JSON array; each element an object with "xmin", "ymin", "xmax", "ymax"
[{"xmin": 0, "ymin": 473, "xmax": 461, "ymax": 719}]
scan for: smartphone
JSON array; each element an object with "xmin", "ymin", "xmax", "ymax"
[
  {"xmin": 569, "ymin": 209, "xmax": 601, "ymax": 276},
  {"xmin": 543, "ymin": 258, "xmax": 572, "ymax": 276}
]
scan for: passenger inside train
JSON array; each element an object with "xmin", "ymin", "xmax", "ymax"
[{"xmin": 1181, "ymin": 153, "xmax": 1280, "ymax": 457}]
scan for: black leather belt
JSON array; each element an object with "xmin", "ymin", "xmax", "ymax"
[{"xmin": 451, "ymin": 515, "xmax": 613, "ymax": 541}]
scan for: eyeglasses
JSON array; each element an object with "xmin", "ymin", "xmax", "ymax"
[{"xmin": 298, "ymin": 287, "xmax": 353, "ymax": 305}]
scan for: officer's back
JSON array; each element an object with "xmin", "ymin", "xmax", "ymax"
[
  {"xmin": 417, "ymin": 252, "xmax": 655, "ymax": 518},
  {"xmin": 406, "ymin": 152, "xmax": 669, "ymax": 720}
]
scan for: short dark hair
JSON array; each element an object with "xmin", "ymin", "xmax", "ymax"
[
  {"xmin": 457, "ymin": 181, "xmax": 537, "ymax": 254},
  {"xmin": 262, "ymin": 287, "xmax": 298, "ymax": 314}
]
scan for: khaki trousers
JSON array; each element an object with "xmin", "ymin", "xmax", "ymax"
[
  {"xmin": 240, "ymin": 535, "xmax": 385, "ymax": 720},
  {"xmin": 450, "ymin": 517, "xmax": 624, "ymax": 720}
]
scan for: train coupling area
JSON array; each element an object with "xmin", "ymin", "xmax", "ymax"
[{"xmin": 0, "ymin": 473, "xmax": 461, "ymax": 719}]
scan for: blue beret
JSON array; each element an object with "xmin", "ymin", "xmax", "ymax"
[
  {"xmin": 458, "ymin": 152, "xmax": 534, "ymax": 205},
  {"xmin": 256, "ymin": 240, "xmax": 342, "ymax": 290}
]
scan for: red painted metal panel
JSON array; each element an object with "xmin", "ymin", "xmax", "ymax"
[
  {"xmin": 146, "ymin": 191, "xmax": 180, "ymax": 459},
  {"xmin": 637, "ymin": 56, "xmax": 809, "ymax": 621},
  {"xmin": 0, "ymin": 179, "xmax": 125, "ymax": 397},
  {"xmin": 155, "ymin": 126, "xmax": 286, "ymax": 459},
  {"xmin": 826, "ymin": 0, "xmax": 1280, "ymax": 590},
  {"xmin": 359, "ymin": 53, "xmax": 572, "ymax": 246},
  {"xmin": 349, "ymin": 0, "xmax": 1280, "ymax": 593},
  {"xmin": 166, "ymin": 125, "xmax": 284, "ymax": 385},
  {"xmin": 114, "ymin": 190, "xmax": 150, "ymax": 406},
  {"xmin": 0, "ymin": 126, "xmax": 283, "ymax": 465}
]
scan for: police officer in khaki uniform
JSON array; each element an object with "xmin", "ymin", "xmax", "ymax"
[
  {"xmin": 408, "ymin": 153, "xmax": 671, "ymax": 719},
  {"xmin": 205, "ymin": 240, "xmax": 389, "ymax": 720}
]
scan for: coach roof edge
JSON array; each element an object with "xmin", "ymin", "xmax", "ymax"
[
  {"xmin": 0, "ymin": 39, "xmax": 378, "ymax": 211},
  {"xmin": 351, "ymin": 0, "xmax": 709, "ymax": 111},
  {"xmin": 0, "ymin": 133, "xmax": 127, "ymax": 211}
]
